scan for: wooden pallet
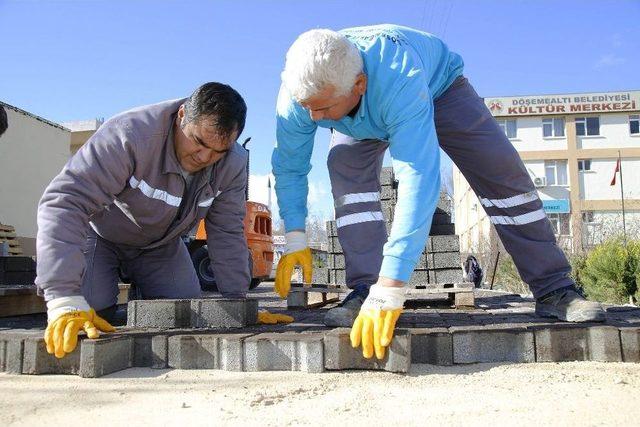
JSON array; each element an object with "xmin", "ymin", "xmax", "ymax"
[
  {"xmin": 0, "ymin": 224, "xmax": 23, "ymax": 255},
  {"xmin": 287, "ymin": 282, "xmax": 475, "ymax": 309}
]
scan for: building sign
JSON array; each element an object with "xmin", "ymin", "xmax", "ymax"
[
  {"xmin": 542, "ymin": 199, "xmax": 570, "ymax": 214},
  {"xmin": 485, "ymin": 91, "xmax": 640, "ymax": 117}
]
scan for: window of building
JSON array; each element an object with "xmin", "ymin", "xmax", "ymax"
[
  {"xmin": 542, "ymin": 118, "xmax": 565, "ymax": 137},
  {"xmin": 575, "ymin": 117, "xmax": 600, "ymax": 136},
  {"xmin": 578, "ymin": 159, "xmax": 592, "ymax": 172},
  {"xmin": 630, "ymin": 115, "xmax": 640, "ymax": 135},
  {"xmin": 548, "ymin": 213, "xmax": 571, "ymax": 235},
  {"xmin": 497, "ymin": 119, "xmax": 517, "ymax": 139},
  {"xmin": 545, "ymin": 160, "xmax": 568, "ymax": 185}
]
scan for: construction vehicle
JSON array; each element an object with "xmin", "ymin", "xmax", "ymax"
[{"xmin": 184, "ymin": 138, "xmax": 274, "ymax": 291}]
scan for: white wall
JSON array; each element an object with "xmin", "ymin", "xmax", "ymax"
[
  {"xmin": 581, "ymin": 157, "xmax": 640, "ymax": 200},
  {"xmin": 578, "ymin": 113, "xmax": 640, "ymax": 149},
  {"xmin": 0, "ymin": 107, "xmax": 70, "ymax": 240},
  {"xmin": 510, "ymin": 117, "xmax": 569, "ymax": 152}
]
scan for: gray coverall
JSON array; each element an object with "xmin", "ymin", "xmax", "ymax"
[{"xmin": 36, "ymin": 99, "xmax": 250, "ymax": 311}]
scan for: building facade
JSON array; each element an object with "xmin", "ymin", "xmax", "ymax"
[
  {"xmin": 454, "ymin": 90, "xmax": 640, "ymax": 254},
  {"xmin": 0, "ymin": 101, "xmax": 71, "ymax": 255}
]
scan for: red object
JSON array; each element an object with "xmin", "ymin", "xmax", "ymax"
[{"xmin": 610, "ymin": 157, "xmax": 621, "ymax": 186}]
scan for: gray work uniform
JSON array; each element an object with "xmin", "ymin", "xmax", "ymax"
[
  {"xmin": 330, "ymin": 76, "xmax": 573, "ymax": 298},
  {"xmin": 36, "ymin": 99, "xmax": 251, "ymax": 310}
]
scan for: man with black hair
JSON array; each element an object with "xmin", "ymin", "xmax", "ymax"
[
  {"xmin": 0, "ymin": 104, "xmax": 8, "ymax": 136},
  {"xmin": 37, "ymin": 82, "xmax": 254, "ymax": 358}
]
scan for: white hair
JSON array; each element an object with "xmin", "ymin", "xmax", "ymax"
[{"xmin": 281, "ymin": 29, "xmax": 363, "ymax": 102}]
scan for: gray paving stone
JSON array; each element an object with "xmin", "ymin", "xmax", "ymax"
[
  {"xmin": 534, "ymin": 325, "xmax": 622, "ymax": 362},
  {"xmin": 131, "ymin": 334, "xmax": 169, "ymax": 368},
  {"xmin": 380, "ymin": 167, "xmax": 395, "ymax": 186},
  {"xmin": 0, "ymin": 330, "xmax": 43, "ymax": 373},
  {"xmin": 618, "ymin": 327, "xmax": 640, "ymax": 363},
  {"xmin": 190, "ymin": 298, "xmax": 258, "ymax": 329},
  {"xmin": 168, "ymin": 334, "xmax": 251, "ymax": 371},
  {"xmin": 79, "ymin": 336, "xmax": 133, "ymax": 378},
  {"xmin": 243, "ymin": 332, "xmax": 324, "ymax": 373},
  {"xmin": 312, "ymin": 268, "xmax": 328, "ymax": 284},
  {"xmin": 428, "ymin": 252, "xmax": 461, "ymax": 269},
  {"xmin": 452, "ymin": 325, "xmax": 535, "ymax": 363},
  {"xmin": 328, "ymin": 269, "xmax": 346, "ymax": 285},
  {"xmin": 328, "ymin": 237, "xmax": 342, "ymax": 254},
  {"xmin": 127, "ymin": 299, "xmax": 191, "ymax": 328},
  {"xmin": 328, "ymin": 254, "xmax": 345, "ymax": 269},
  {"xmin": 381, "ymin": 185, "xmax": 396, "ymax": 201},
  {"xmin": 411, "ymin": 328, "xmax": 453, "ymax": 365},
  {"xmin": 430, "ymin": 269, "xmax": 463, "ymax": 284},
  {"xmin": 427, "ymin": 235, "xmax": 460, "ymax": 253},
  {"xmin": 409, "ymin": 270, "xmax": 430, "ymax": 286},
  {"xmin": 326, "ymin": 220, "xmax": 337, "ymax": 237},
  {"xmin": 22, "ymin": 337, "xmax": 81, "ymax": 375},
  {"xmin": 324, "ymin": 328, "xmax": 411, "ymax": 373}
]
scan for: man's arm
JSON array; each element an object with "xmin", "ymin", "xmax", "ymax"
[
  {"xmin": 204, "ymin": 149, "xmax": 250, "ymax": 298},
  {"xmin": 36, "ymin": 119, "xmax": 136, "ymax": 301},
  {"xmin": 380, "ymin": 75, "xmax": 441, "ymax": 284},
  {"xmin": 271, "ymin": 84, "xmax": 317, "ymax": 232}
]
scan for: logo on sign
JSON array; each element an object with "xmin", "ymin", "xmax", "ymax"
[{"xmin": 488, "ymin": 100, "xmax": 503, "ymax": 113}]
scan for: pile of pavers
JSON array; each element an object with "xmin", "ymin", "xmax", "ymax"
[
  {"xmin": 326, "ymin": 167, "xmax": 463, "ymax": 287},
  {"xmin": 2, "ymin": 290, "xmax": 640, "ymax": 378}
]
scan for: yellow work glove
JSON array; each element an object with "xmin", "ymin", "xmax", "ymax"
[
  {"xmin": 258, "ymin": 310, "xmax": 294, "ymax": 324},
  {"xmin": 350, "ymin": 284, "xmax": 406, "ymax": 360},
  {"xmin": 274, "ymin": 231, "xmax": 313, "ymax": 299},
  {"xmin": 45, "ymin": 296, "xmax": 116, "ymax": 359}
]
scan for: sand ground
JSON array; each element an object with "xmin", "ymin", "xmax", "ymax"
[{"xmin": 1, "ymin": 361, "xmax": 639, "ymax": 426}]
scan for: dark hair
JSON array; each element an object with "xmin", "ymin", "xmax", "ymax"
[
  {"xmin": 182, "ymin": 82, "xmax": 247, "ymax": 139},
  {"xmin": 0, "ymin": 105, "xmax": 7, "ymax": 137}
]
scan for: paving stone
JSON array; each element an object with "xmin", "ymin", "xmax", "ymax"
[
  {"xmin": 428, "ymin": 252, "xmax": 462, "ymax": 269},
  {"xmin": 430, "ymin": 269, "xmax": 463, "ymax": 284},
  {"xmin": 409, "ymin": 270, "xmax": 430, "ymax": 286},
  {"xmin": 127, "ymin": 299, "xmax": 191, "ymax": 328},
  {"xmin": 326, "ymin": 220, "xmax": 337, "ymax": 237},
  {"xmin": 452, "ymin": 325, "xmax": 535, "ymax": 363},
  {"xmin": 328, "ymin": 269, "xmax": 346, "ymax": 285},
  {"xmin": 380, "ymin": 167, "xmax": 395, "ymax": 186},
  {"xmin": 190, "ymin": 298, "xmax": 258, "ymax": 329},
  {"xmin": 168, "ymin": 334, "xmax": 250, "ymax": 371},
  {"xmin": 381, "ymin": 185, "xmax": 396, "ymax": 201},
  {"xmin": 79, "ymin": 336, "xmax": 133, "ymax": 378},
  {"xmin": 534, "ymin": 325, "xmax": 622, "ymax": 362},
  {"xmin": 328, "ymin": 237, "xmax": 342, "ymax": 253},
  {"xmin": 22, "ymin": 337, "xmax": 81, "ymax": 375},
  {"xmin": 427, "ymin": 235, "xmax": 460, "ymax": 253},
  {"xmin": 411, "ymin": 328, "xmax": 453, "ymax": 365},
  {"xmin": 619, "ymin": 327, "xmax": 640, "ymax": 363},
  {"xmin": 243, "ymin": 332, "xmax": 324, "ymax": 373},
  {"xmin": 312, "ymin": 268, "xmax": 328, "ymax": 284},
  {"xmin": 0, "ymin": 330, "xmax": 44, "ymax": 373},
  {"xmin": 324, "ymin": 328, "xmax": 411, "ymax": 373},
  {"xmin": 328, "ymin": 254, "xmax": 345, "ymax": 269},
  {"xmin": 132, "ymin": 334, "xmax": 169, "ymax": 368},
  {"xmin": 454, "ymin": 291, "xmax": 475, "ymax": 308}
]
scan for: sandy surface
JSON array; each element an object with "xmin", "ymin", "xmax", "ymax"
[{"xmin": 1, "ymin": 362, "xmax": 639, "ymax": 426}]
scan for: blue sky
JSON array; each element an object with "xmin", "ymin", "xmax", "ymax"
[{"xmin": 1, "ymin": 0, "xmax": 638, "ymax": 222}]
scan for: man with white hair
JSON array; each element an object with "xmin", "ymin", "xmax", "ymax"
[{"xmin": 272, "ymin": 24, "xmax": 605, "ymax": 360}]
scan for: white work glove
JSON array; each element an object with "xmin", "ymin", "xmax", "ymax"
[
  {"xmin": 284, "ymin": 230, "xmax": 307, "ymax": 254},
  {"xmin": 350, "ymin": 284, "xmax": 407, "ymax": 359}
]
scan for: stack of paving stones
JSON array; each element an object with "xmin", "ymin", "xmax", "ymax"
[
  {"xmin": 1, "ymin": 292, "xmax": 640, "ymax": 377},
  {"xmin": 327, "ymin": 167, "xmax": 463, "ymax": 288},
  {"xmin": 0, "ymin": 256, "xmax": 36, "ymax": 286}
]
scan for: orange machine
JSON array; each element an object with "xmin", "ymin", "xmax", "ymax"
[{"xmin": 187, "ymin": 201, "xmax": 274, "ymax": 291}]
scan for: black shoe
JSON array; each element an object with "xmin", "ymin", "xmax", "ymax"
[
  {"xmin": 535, "ymin": 286, "xmax": 606, "ymax": 322},
  {"xmin": 324, "ymin": 284, "xmax": 370, "ymax": 327}
]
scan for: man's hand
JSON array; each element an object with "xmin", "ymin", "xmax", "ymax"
[
  {"xmin": 274, "ymin": 231, "xmax": 313, "ymax": 299},
  {"xmin": 258, "ymin": 310, "xmax": 294, "ymax": 324},
  {"xmin": 45, "ymin": 296, "xmax": 116, "ymax": 359},
  {"xmin": 350, "ymin": 283, "xmax": 406, "ymax": 360}
]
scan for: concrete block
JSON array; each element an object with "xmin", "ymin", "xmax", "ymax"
[
  {"xmin": 324, "ymin": 328, "xmax": 411, "ymax": 373},
  {"xmin": 190, "ymin": 298, "xmax": 258, "ymax": 329},
  {"xmin": 427, "ymin": 235, "xmax": 460, "ymax": 253},
  {"xmin": 411, "ymin": 328, "xmax": 453, "ymax": 365},
  {"xmin": 79, "ymin": 336, "xmax": 133, "ymax": 378},
  {"xmin": 127, "ymin": 299, "xmax": 191, "ymax": 328},
  {"xmin": 452, "ymin": 326, "xmax": 535, "ymax": 363},
  {"xmin": 168, "ymin": 334, "xmax": 251, "ymax": 371},
  {"xmin": 428, "ymin": 252, "xmax": 461, "ymax": 269},
  {"xmin": 132, "ymin": 334, "xmax": 169, "ymax": 368},
  {"xmin": 381, "ymin": 185, "xmax": 396, "ymax": 201},
  {"xmin": 328, "ymin": 254, "xmax": 345, "ymax": 269},
  {"xmin": 431, "ymin": 213, "xmax": 452, "ymax": 225},
  {"xmin": 409, "ymin": 270, "xmax": 430, "ymax": 286},
  {"xmin": 0, "ymin": 330, "xmax": 45, "ymax": 374},
  {"xmin": 328, "ymin": 237, "xmax": 342, "ymax": 253},
  {"xmin": 312, "ymin": 268, "xmax": 328, "ymax": 284},
  {"xmin": 22, "ymin": 338, "xmax": 81, "ymax": 375},
  {"xmin": 380, "ymin": 167, "xmax": 394, "ymax": 186},
  {"xmin": 454, "ymin": 291, "xmax": 475, "ymax": 307},
  {"xmin": 430, "ymin": 223, "xmax": 455, "ymax": 236},
  {"xmin": 243, "ymin": 332, "xmax": 324, "ymax": 373},
  {"xmin": 326, "ymin": 220, "xmax": 337, "ymax": 237},
  {"xmin": 534, "ymin": 325, "xmax": 622, "ymax": 362},
  {"xmin": 328, "ymin": 269, "xmax": 346, "ymax": 285},
  {"xmin": 430, "ymin": 269, "xmax": 463, "ymax": 285},
  {"xmin": 620, "ymin": 327, "xmax": 640, "ymax": 363}
]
